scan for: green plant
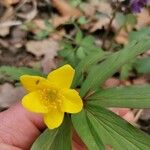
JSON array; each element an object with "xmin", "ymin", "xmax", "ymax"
[{"xmin": 30, "ymin": 37, "xmax": 150, "ymax": 150}]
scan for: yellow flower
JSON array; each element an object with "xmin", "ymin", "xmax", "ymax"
[{"xmin": 20, "ymin": 65, "xmax": 83, "ymax": 129}]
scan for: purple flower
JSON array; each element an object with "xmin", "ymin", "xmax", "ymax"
[{"xmin": 130, "ymin": 0, "xmax": 150, "ymax": 13}]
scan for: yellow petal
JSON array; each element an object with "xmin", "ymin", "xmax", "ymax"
[
  {"xmin": 61, "ymin": 89, "xmax": 83, "ymax": 113},
  {"xmin": 20, "ymin": 75, "xmax": 50, "ymax": 92},
  {"xmin": 44, "ymin": 109, "xmax": 64, "ymax": 129},
  {"xmin": 47, "ymin": 65, "xmax": 75, "ymax": 88},
  {"xmin": 22, "ymin": 91, "xmax": 49, "ymax": 113}
]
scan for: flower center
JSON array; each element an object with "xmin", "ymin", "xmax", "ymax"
[{"xmin": 40, "ymin": 88, "xmax": 62, "ymax": 110}]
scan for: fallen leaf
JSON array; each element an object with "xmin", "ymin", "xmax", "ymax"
[
  {"xmin": 32, "ymin": 19, "xmax": 46, "ymax": 32},
  {"xmin": 104, "ymin": 77, "xmax": 121, "ymax": 88},
  {"xmin": 16, "ymin": 0, "xmax": 37, "ymax": 20},
  {"xmin": 90, "ymin": 17, "xmax": 110, "ymax": 32},
  {"xmin": 139, "ymin": 109, "xmax": 150, "ymax": 121},
  {"xmin": 2, "ymin": 0, "xmax": 19, "ymax": 6},
  {"xmin": 0, "ymin": 83, "xmax": 25, "ymax": 110},
  {"xmin": 115, "ymin": 28, "xmax": 128, "ymax": 45},
  {"xmin": 93, "ymin": 1, "xmax": 112, "ymax": 18},
  {"xmin": 50, "ymin": 29, "xmax": 66, "ymax": 40},
  {"xmin": 80, "ymin": 2, "xmax": 95, "ymax": 17},
  {"xmin": 81, "ymin": 1, "xmax": 113, "ymax": 32},
  {"xmin": 41, "ymin": 39, "xmax": 59, "ymax": 74},
  {"xmin": 51, "ymin": 0, "xmax": 82, "ymax": 17},
  {"xmin": 0, "ymin": 7, "xmax": 14, "ymax": 22},
  {"xmin": 26, "ymin": 39, "xmax": 59, "ymax": 73},
  {"xmin": 0, "ymin": 27, "xmax": 9, "ymax": 37},
  {"xmin": 52, "ymin": 15, "xmax": 70, "ymax": 27},
  {"xmin": 135, "ymin": 8, "xmax": 150, "ymax": 29},
  {"xmin": 132, "ymin": 77, "xmax": 147, "ymax": 85},
  {"xmin": 26, "ymin": 39, "xmax": 57, "ymax": 57}
]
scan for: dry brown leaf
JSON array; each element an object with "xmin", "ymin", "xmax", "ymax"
[
  {"xmin": 33, "ymin": 19, "xmax": 46, "ymax": 30},
  {"xmin": 87, "ymin": 0, "xmax": 113, "ymax": 17},
  {"xmin": 26, "ymin": 39, "xmax": 59, "ymax": 73},
  {"xmin": 26, "ymin": 39, "xmax": 57, "ymax": 57},
  {"xmin": 31, "ymin": 19, "xmax": 47, "ymax": 34},
  {"xmin": 50, "ymin": 29, "xmax": 66, "ymax": 40},
  {"xmin": 80, "ymin": 2, "xmax": 95, "ymax": 17},
  {"xmin": 90, "ymin": 17, "xmax": 110, "ymax": 32},
  {"xmin": 41, "ymin": 39, "xmax": 59, "ymax": 74},
  {"xmin": 0, "ymin": 27, "xmax": 9, "ymax": 37},
  {"xmin": 115, "ymin": 28, "xmax": 128, "ymax": 45},
  {"xmin": 81, "ymin": 1, "xmax": 112, "ymax": 32},
  {"xmin": 51, "ymin": 0, "xmax": 82, "ymax": 17},
  {"xmin": 104, "ymin": 77, "xmax": 120, "ymax": 88},
  {"xmin": 0, "ymin": 7, "xmax": 14, "ymax": 22},
  {"xmin": 133, "ymin": 77, "xmax": 147, "ymax": 85},
  {"xmin": 2, "ymin": 0, "xmax": 19, "ymax": 6},
  {"xmin": 0, "ymin": 83, "xmax": 25, "ymax": 110},
  {"xmin": 139, "ymin": 109, "xmax": 150, "ymax": 121},
  {"xmin": 16, "ymin": 0, "xmax": 37, "ymax": 20},
  {"xmin": 52, "ymin": 15, "xmax": 70, "ymax": 27},
  {"xmin": 135, "ymin": 8, "xmax": 150, "ymax": 29}
]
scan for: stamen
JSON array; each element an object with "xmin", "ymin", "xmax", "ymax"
[{"xmin": 40, "ymin": 88, "xmax": 62, "ymax": 110}]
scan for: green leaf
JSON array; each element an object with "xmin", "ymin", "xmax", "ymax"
[
  {"xmin": 76, "ymin": 47, "xmax": 86, "ymax": 59},
  {"xmin": 125, "ymin": 14, "xmax": 137, "ymax": 26},
  {"xmin": 34, "ymin": 30, "xmax": 50, "ymax": 40},
  {"xmin": 134, "ymin": 57, "xmax": 150, "ymax": 74},
  {"xmin": 115, "ymin": 12, "xmax": 126, "ymax": 26},
  {"xmin": 69, "ymin": 0, "xmax": 82, "ymax": 7},
  {"xmin": 81, "ymin": 36, "xmax": 95, "ymax": 48},
  {"xmin": 0, "ymin": 66, "xmax": 45, "ymax": 82},
  {"xmin": 75, "ymin": 28, "xmax": 83, "ymax": 44},
  {"xmin": 72, "ymin": 52, "xmax": 108, "ymax": 88},
  {"xmin": 80, "ymin": 40, "xmax": 150, "ymax": 97},
  {"xmin": 44, "ymin": 20, "xmax": 53, "ymax": 29},
  {"xmin": 80, "ymin": 36, "xmax": 103, "ymax": 53},
  {"xmin": 58, "ymin": 45, "xmax": 73, "ymax": 58},
  {"xmin": 31, "ymin": 116, "xmax": 72, "ymax": 150},
  {"xmin": 129, "ymin": 27, "xmax": 150, "ymax": 41},
  {"xmin": 86, "ymin": 104, "xmax": 150, "ymax": 150},
  {"xmin": 120, "ymin": 63, "xmax": 132, "ymax": 79},
  {"xmin": 72, "ymin": 110, "xmax": 105, "ymax": 150},
  {"xmin": 88, "ymin": 85, "xmax": 150, "ymax": 108},
  {"xmin": 77, "ymin": 16, "xmax": 88, "ymax": 25}
]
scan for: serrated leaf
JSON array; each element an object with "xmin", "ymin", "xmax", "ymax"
[
  {"xmin": 0, "ymin": 66, "xmax": 45, "ymax": 81},
  {"xmin": 134, "ymin": 57, "xmax": 150, "ymax": 74},
  {"xmin": 72, "ymin": 110, "xmax": 105, "ymax": 150},
  {"xmin": 31, "ymin": 116, "xmax": 72, "ymax": 150},
  {"xmin": 72, "ymin": 52, "xmax": 108, "ymax": 88},
  {"xmin": 88, "ymin": 85, "xmax": 150, "ymax": 108},
  {"xmin": 80, "ymin": 40, "xmax": 150, "ymax": 97},
  {"xmin": 86, "ymin": 104, "xmax": 150, "ymax": 150}
]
